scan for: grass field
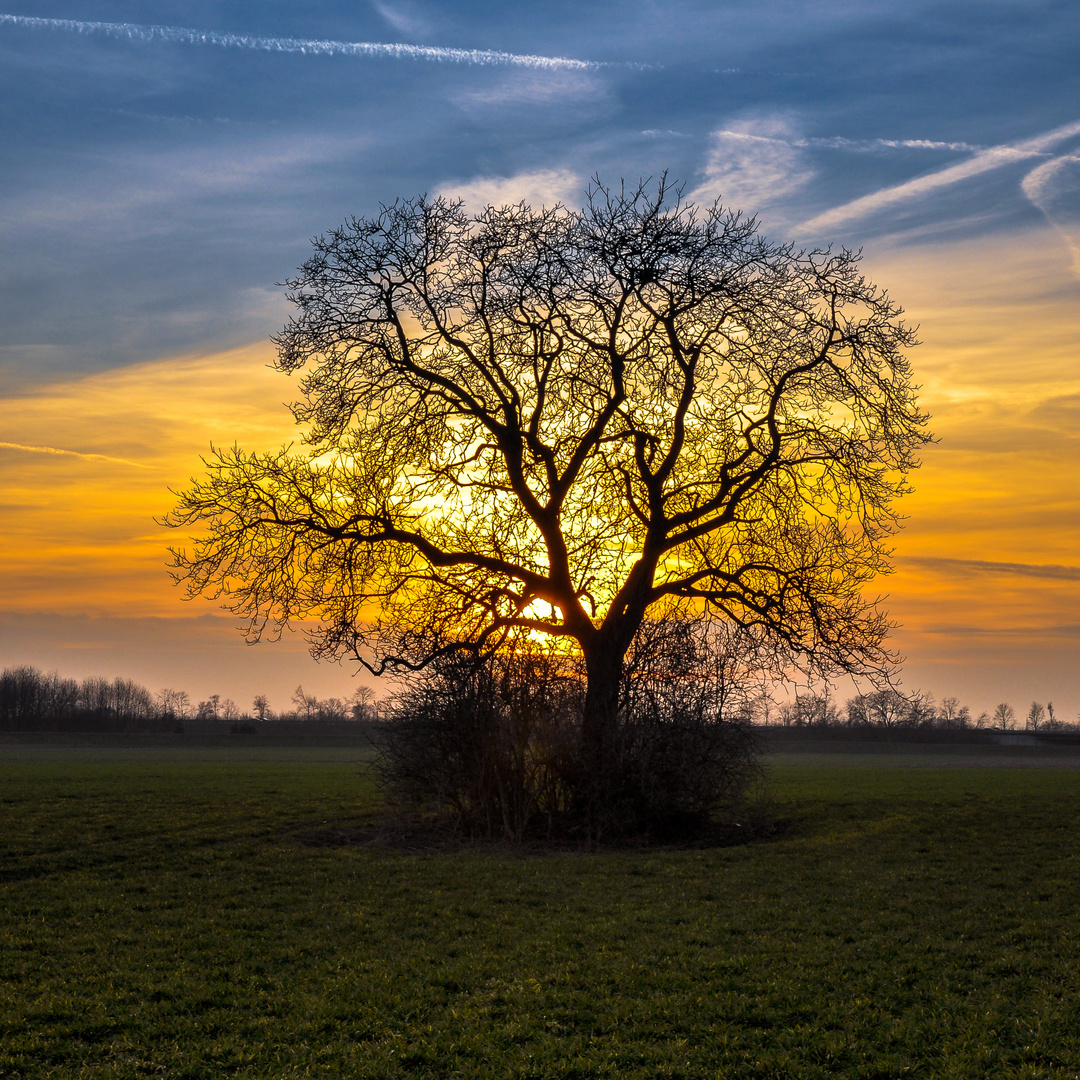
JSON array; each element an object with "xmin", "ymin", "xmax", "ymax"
[{"xmin": 2, "ymin": 741, "xmax": 1079, "ymax": 1078}]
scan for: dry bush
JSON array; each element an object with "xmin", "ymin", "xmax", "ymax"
[
  {"xmin": 373, "ymin": 619, "xmax": 764, "ymax": 845},
  {"xmin": 373, "ymin": 648, "xmax": 581, "ymax": 842}
]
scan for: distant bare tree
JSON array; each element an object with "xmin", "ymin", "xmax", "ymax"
[
  {"xmin": 847, "ymin": 688, "xmax": 910, "ymax": 728},
  {"xmin": 0, "ymin": 665, "xmax": 167, "ymax": 730},
  {"xmin": 783, "ymin": 691, "xmax": 840, "ymax": 727},
  {"xmin": 291, "ymin": 685, "xmax": 318, "ymax": 721},
  {"xmin": 350, "ymin": 686, "xmax": 376, "ymax": 721},
  {"xmin": 992, "ymin": 702, "xmax": 1016, "ymax": 731},
  {"xmin": 1046, "ymin": 701, "xmax": 1060, "ymax": 730},
  {"xmin": 907, "ymin": 690, "xmax": 937, "ymax": 728},
  {"xmin": 938, "ymin": 696, "xmax": 971, "ymax": 729},
  {"xmin": 252, "ymin": 693, "xmax": 271, "ymax": 721},
  {"xmin": 750, "ymin": 688, "xmax": 779, "ymax": 728},
  {"xmin": 317, "ymin": 697, "xmax": 348, "ymax": 721},
  {"xmin": 158, "ymin": 688, "xmax": 189, "ymax": 719},
  {"xmin": 1026, "ymin": 701, "xmax": 1046, "ymax": 730},
  {"xmin": 196, "ymin": 694, "xmax": 222, "ymax": 720}
]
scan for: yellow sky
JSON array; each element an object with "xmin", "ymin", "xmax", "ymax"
[
  {"xmin": 0, "ymin": 346, "xmax": 366, "ymax": 709},
  {"xmin": 1, "ymin": 227, "xmax": 1078, "ymax": 714}
]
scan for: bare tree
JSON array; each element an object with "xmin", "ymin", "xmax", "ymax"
[
  {"xmin": 938, "ymin": 696, "xmax": 970, "ymax": 729},
  {"xmin": 196, "ymin": 694, "xmax": 222, "ymax": 720},
  {"xmin": 317, "ymin": 697, "xmax": 348, "ymax": 721},
  {"xmin": 846, "ymin": 688, "xmax": 910, "ymax": 728},
  {"xmin": 350, "ymin": 686, "xmax": 376, "ymax": 721},
  {"xmin": 1026, "ymin": 701, "xmax": 1046, "ymax": 730},
  {"xmin": 992, "ymin": 702, "xmax": 1016, "ymax": 731},
  {"xmin": 252, "ymin": 693, "xmax": 271, "ymax": 721},
  {"xmin": 290, "ymin": 686, "xmax": 317, "ymax": 721},
  {"xmin": 167, "ymin": 178, "xmax": 929, "ymax": 806},
  {"xmin": 158, "ymin": 688, "xmax": 188, "ymax": 719},
  {"xmin": 783, "ymin": 691, "xmax": 840, "ymax": 727}
]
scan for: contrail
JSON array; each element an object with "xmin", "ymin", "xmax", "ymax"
[
  {"xmin": 799, "ymin": 117, "xmax": 1080, "ymax": 233},
  {"xmin": 0, "ymin": 441, "xmax": 149, "ymax": 468},
  {"xmin": 809, "ymin": 136, "xmax": 985, "ymax": 153},
  {"xmin": 712, "ymin": 130, "xmax": 986, "ymax": 154},
  {"xmin": 0, "ymin": 13, "xmax": 623, "ymax": 70}
]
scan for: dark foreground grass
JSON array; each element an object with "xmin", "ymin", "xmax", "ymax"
[{"xmin": 1, "ymin": 745, "xmax": 1078, "ymax": 1078}]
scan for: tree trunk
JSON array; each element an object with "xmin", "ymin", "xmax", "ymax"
[
  {"xmin": 579, "ymin": 611, "xmax": 644, "ymax": 836},
  {"xmin": 582, "ymin": 641, "xmax": 623, "ymax": 773},
  {"xmin": 577, "ymin": 563, "xmax": 654, "ymax": 837}
]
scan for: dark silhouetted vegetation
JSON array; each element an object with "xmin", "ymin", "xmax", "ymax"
[
  {"xmin": 0, "ymin": 664, "xmax": 156, "ymax": 732},
  {"xmin": 167, "ymin": 177, "xmax": 930, "ymax": 835},
  {"xmin": 376, "ymin": 620, "xmax": 764, "ymax": 843},
  {"xmin": 764, "ymin": 687, "xmax": 1076, "ymax": 733},
  {"xmin": 0, "ymin": 664, "xmax": 370, "ymax": 732}
]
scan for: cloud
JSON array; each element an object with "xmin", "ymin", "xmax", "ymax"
[
  {"xmin": 452, "ymin": 70, "xmax": 604, "ymax": 110},
  {"xmin": 0, "ymin": 13, "xmax": 619, "ymax": 70},
  {"xmin": 369, "ymin": 1, "xmax": 433, "ymax": 39},
  {"xmin": 799, "ymin": 118, "xmax": 1080, "ymax": 234},
  {"xmin": 439, "ymin": 169, "xmax": 585, "ymax": 213},
  {"xmin": 0, "ymin": 441, "xmax": 148, "ymax": 468},
  {"xmin": 1, "ymin": 133, "xmax": 361, "ymax": 234},
  {"xmin": 0, "ymin": 343, "xmax": 298, "ymax": 620},
  {"xmin": 685, "ymin": 126, "xmax": 989, "ymax": 218},
  {"xmin": 687, "ymin": 116, "xmax": 814, "ymax": 220},
  {"xmin": 1022, "ymin": 153, "xmax": 1080, "ymax": 277},
  {"xmin": 904, "ymin": 557, "xmax": 1080, "ymax": 582}
]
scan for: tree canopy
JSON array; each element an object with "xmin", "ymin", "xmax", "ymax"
[{"xmin": 167, "ymin": 178, "xmax": 930, "ymax": 755}]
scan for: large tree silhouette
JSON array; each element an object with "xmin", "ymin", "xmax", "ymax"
[{"xmin": 167, "ymin": 178, "xmax": 929, "ymax": 782}]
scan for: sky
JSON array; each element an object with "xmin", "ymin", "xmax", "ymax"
[{"xmin": 1, "ymin": 1, "xmax": 1078, "ymax": 717}]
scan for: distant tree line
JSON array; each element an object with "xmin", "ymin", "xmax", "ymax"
[
  {"xmin": 0, "ymin": 665, "xmax": 157, "ymax": 731},
  {"xmin": 1, "ymin": 662, "xmax": 1072, "ymax": 736},
  {"xmin": 770, "ymin": 689, "xmax": 1074, "ymax": 731},
  {"xmin": 0, "ymin": 665, "xmax": 375, "ymax": 731}
]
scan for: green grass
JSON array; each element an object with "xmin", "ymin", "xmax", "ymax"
[{"xmin": 2, "ymin": 745, "xmax": 1079, "ymax": 1078}]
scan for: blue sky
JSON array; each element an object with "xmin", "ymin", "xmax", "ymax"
[
  {"xmin": 1, "ymin": 1, "xmax": 1079, "ymax": 713},
  {"xmin": 2, "ymin": 1, "xmax": 1077, "ymax": 388}
]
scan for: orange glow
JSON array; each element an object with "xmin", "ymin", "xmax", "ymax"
[
  {"xmin": 2, "ymin": 227, "xmax": 1079, "ymax": 713},
  {"xmin": 864, "ymin": 230, "xmax": 1080, "ymax": 708},
  {"xmin": 0, "ymin": 344, "xmax": 297, "ymax": 616}
]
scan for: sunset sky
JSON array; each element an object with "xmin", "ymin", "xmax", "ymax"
[{"xmin": 1, "ymin": 2, "xmax": 1078, "ymax": 717}]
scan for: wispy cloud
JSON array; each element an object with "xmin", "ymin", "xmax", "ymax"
[
  {"xmin": 0, "ymin": 13, "xmax": 629, "ymax": 70},
  {"xmin": 369, "ymin": 0, "xmax": 433, "ymax": 39},
  {"xmin": 687, "ymin": 116, "xmax": 816, "ymax": 221},
  {"xmin": 0, "ymin": 441, "xmax": 149, "ymax": 468},
  {"xmin": 2, "ymin": 134, "xmax": 361, "ymax": 233},
  {"xmin": 799, "ymin": 118, "xmax": 1080, "ymax": 234},
  {"xmin": 684, "ymin": 126, "xmax": 997, "ymax": 219},
  {"xmin": 1022, "ymin": 153, "xmax": 1080, "ymax": 277},
  {"xmin": 905, "ymin": 557, "xmax": 1080, "ymax": 582},
  {"xmin": 440, "ymin": 169, "xmax": 584, "ymax": 212},
  {"xmin": 452, "ymin": 70, "xmax": 604, "ymax": 110},
  {"xmin": 713, "ymin": 131, "xmax": 988, "ymax": 155}
]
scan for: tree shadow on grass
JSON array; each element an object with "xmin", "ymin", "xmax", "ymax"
[{"xmin": 283, "ymin": 804, "xmax": 791, "ymax": 856}]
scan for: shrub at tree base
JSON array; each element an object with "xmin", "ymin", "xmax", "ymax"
[{"xmin": 374, "ymin": 625, "xmax": 762, "ymax": 845}]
